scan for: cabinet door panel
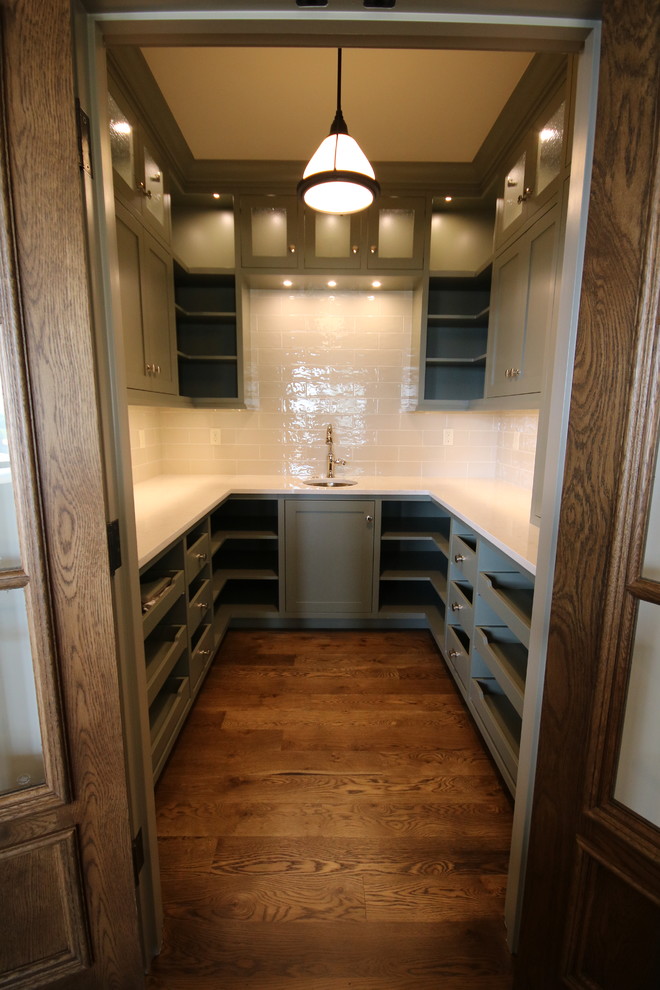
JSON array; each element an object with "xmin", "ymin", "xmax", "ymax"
[
  {"xmin": 521, "ymin": 209, "xmax": 560, "ymax": 393},
  {"xmin": 285, "ymin": 499, "xmax": 375, "ymax": 614},
  {"xmin": 115, "ymin": 208, "xmax": 149, "ymax": 391},
  {"xmin": 366, "ymin": 197, "xmax": 427, "ymax": 270},
  {"xmin": 141, "ymin": 234, "xmax": 178, "ymax": 395},
  {"xmin": 486, "ymin": 240, "xmax": 528, "ymax": 397}
]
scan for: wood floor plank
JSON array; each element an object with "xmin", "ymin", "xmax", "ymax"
[
  {"xmin": 161, "ymin": 873, "xmax": 367, "ymax": 923},
  {"xmin": 147, "ymin": 629, "xmax": 513, "ymax": 989},
  {"xmin": 210, "ymin": 836, "xmax": 511, "ymax": 875}
]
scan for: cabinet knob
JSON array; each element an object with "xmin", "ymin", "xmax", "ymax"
[
  {"xmin": 451, "ymin": 601, "xmax": 464, "ymax": 611},
  {"xmin": 155, "ymin": 364, "xmax": 161, "ymax": 376},
  {"xmin": 366, "ymin": 515, "xmax": 373, "ymax": 523},
  {"xmin": 198, "ymin": 649, "xmax": 211, "ymax": 658},
  {"xmin": 288, "ymin": 244, "xmax": 296, "ymax": 254},
  {"xmin": 517, "ymin": 186, "xmax": 533, "ymax": 203},
  {"xmin": 196, "ymin": 601, "xmax": 208, "ymax": 610},
  {"xmin": 145, "ymin": 363, "xmax": 153, "ymax": 375},
  {"xmin": 351, "ymin": 244, "xmax": 359, "ymax": 255},
  {"xmin": 448, "ymin": 649, "xmax": 461, "ymax": 658},
  {"xmin": 454, "ymin": 554, "xmax": 466, "ymax": 563},
  {"xmin": 138, "ymin": 181, "xmax": 153, "ymax": 199},
  {"xmin": 195, "ymin": 552, "xmax": 207, "ymax": 562},
  {"xmin": 370, "ymin": 245, "xmax": 377, "ymax": 255}
]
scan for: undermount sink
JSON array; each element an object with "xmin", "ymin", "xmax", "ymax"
[{"xmin": 303, "ymin": 477, "xmax": 357, "ymax": 488}]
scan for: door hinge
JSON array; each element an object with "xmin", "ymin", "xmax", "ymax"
[
  {"xmin": 132, "ymin": 827, "xmax": 144, "ymax": 886},
  {"xmin": 75, "ymin": 98, "xmax": 93, "ymax": 177},
  {"xmin": 107, "ymin": 518, "xmax": 121, "ymax": 576}
]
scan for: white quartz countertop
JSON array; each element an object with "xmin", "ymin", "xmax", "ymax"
[{"xmin": 133, "ymin": 474, "xmax": 539, "ymax": 575}]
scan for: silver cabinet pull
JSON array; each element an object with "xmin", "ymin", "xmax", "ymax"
[
  {"xmin": 370, "ymin": 245, "xmax": 377, "ymax": 254},
  {"xmin": 351, "ymin": 244, "xmax": 359, "ymax": 254},
  {"xmin": 138, "ymin": 181, "xmax": 153, "ymax": 199},
  {"xmin": 517, "ymin": 186, "xmax": 533, "ymax": 203},
  {"xmin": 288, "ymin": 244, "xmax": 296, "ymax": 254},
  {"xmin": 454, "ymin": 554, "xmax": 466, "ymax": 562},
  {"xmin": 451, "ymin": 601, "xmax": 464, "ymax": 611},
  {"xmin": 194, "ymin": 552, "xmax": 207, "ymax": 562},
  {"xmin": 198, "ymin": 649, "xmax": 211, "ymax": 658},
  {"xmin": 448, "ymin": 649, "xmax": 461, "ymax": 658},
  {"xmin": 366, "ymin": 515, "xmax": 373, "ymax": 523},
  {"xmin": 196, "ymin": 601, "xmax": 208, "ymax": 610}
]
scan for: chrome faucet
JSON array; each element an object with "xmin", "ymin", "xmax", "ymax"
[{"xmin": 325, "ymin": 424, "xmax": 346, "ymax": 478}]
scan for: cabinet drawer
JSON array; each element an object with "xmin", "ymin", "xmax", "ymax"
[
  {"xmin": 450, "ymin": 534, "xmax": 477, "ymax": 585},
  {"xmin": 150, "ymin": 676, "xmax": 190, "ymax": 780},
  {"xmin": 445, "ymin": 624, "xmax": 470, "ymax": 692},
  {"xmin": 141, "ymin": 569, "xmax": 184, "ymax": 638},
  {"xmin": 469, "ymin": 676, "xmax": 521, "ymax": 791},
  {"xmin": 187, "ymin": 578, "xmax": 212, "ymax": 635},
  {"xmin": 145, "ymin": 623, "xmax": 187, "ymax": 706},
  {"xmin": 190, "ymin": 623, "xmax": 214, "ymax": 693},
  {"xmin": 474, "ymin": 626, "xmax": 527, "ymax": 716},
  {"xmin": 447, "ymin": 579, "xmax": 474, "ymax": 634},
  {"xmin": 185, "ymin": 532, "xmax": 211, "ymax": 584},
  {"xmin": 478, "ymin": 571, "xmax": 534, "ymax": 647}
]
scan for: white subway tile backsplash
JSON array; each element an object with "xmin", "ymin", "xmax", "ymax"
[{"xmin": 127, "ymin": 291, "xmax": 539, "ymax": 489}]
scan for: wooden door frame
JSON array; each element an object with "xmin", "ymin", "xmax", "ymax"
[
  {"xmin": 79, "ymin": 1, "xmax": 602, "ymax": 957},
  {"xmin": 514, "ymin": 0, "xmax": 660, "ymax": 985},
  {"xmin": 0, "ymin": 0, "xmax": 144, "ymax": 985}
]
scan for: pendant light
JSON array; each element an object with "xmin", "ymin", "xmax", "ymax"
[{"xmin": 297, "ymin": 49, "xmax": 380, "ymax": 215}]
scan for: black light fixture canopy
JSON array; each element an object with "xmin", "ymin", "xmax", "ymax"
[{"xmin": 297, "ymin": 49, "xmax": 380, "ymax": 215}]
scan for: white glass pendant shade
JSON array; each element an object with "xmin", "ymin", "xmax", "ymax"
[
  {"xmin": 301, "ymin": 134, "xmax": 376, "ymax": 214},
  {"xmin": 298, "ymin": 49, "xmax": 380, "ymax": 215}
]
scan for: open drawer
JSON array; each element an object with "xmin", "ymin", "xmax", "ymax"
[
  {"xmin": 145, "ymin": 623, "xmax": 187, "ymax": 706},
  {"xmin": 474, "ymin": 625, "xmax": 527, "ymax": 716},
  {"xmin": 478, "ymin": 571, "xmax": 533, "ymax": 647},
  {"xmin": 469, "ymin": 676, "xmax": 521, "ymax": 791},
  {"xmin": 150, "ymin": 676, "xmax": 190, "ymax": 781},
  {"xmin": 141, "ymin": 569, "xmax": 185, "ymax": 638}
]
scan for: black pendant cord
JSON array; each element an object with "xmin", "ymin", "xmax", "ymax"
[
  {"xmin": 336, "ymin": 48, "xmax": 342, "ymax": 115},
  {"xmin": 330, "ymin": 48, "xmax": 349, "ymax": 136}
]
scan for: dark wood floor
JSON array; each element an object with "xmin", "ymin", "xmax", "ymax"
[{"xmin": 146, "ymin": 629, "xmax": 514, "ymax": 990}]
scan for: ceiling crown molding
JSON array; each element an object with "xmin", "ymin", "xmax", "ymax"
[{"xmin": 107, "ymin": 46, "xmax": 566, "ymax": 201}]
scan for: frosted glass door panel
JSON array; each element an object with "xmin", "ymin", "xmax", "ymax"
[
  {"xmin": 536, "ymin": 101, "xmax": 565, "ymax": 195},
  {"xmin": 251, "ymin": 207, "xmax": 288, "ymax": 257},
  {"xmin": 0, "ymin": 382, "xmax": 44, "ymax": 796},
  {"xmin": 315, "ymin": 214, "xmax": 351, "ymax": 258},
  {"xmin": 377, "ymin": 209, "xmax": 415, "ymax": 259},
  {"xmin": 502, "ymin": 151, "xmax": 526, "ymax": 231},
  {"xmin": 108, "ymin": 93, "xmax": 135, "ymax": 190},
  {"xmin": 0, "ymin": 588, "xmax": 44, "ymax": 794},
  {"xmin": 143, "ymin": 147, "xmax": 165, "ymax": 228},
  {"xmin": 0, "ymin": 406, "xmax": 20, "ymax": 571},
  {"xmin": 641, "ymin": 437, "xmax": 660, "ymax": 580},
  {"xmin": 615, "ymin": 600, "xmax": 660, "ymax": 827}
]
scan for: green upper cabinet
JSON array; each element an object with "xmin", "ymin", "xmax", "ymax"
[
  {"xmin": 302, "ymin": 209, "xmax": 364, "ymax": 270},
  {"xmin": 485, "ymin": 200, "xmax": 561, "ymax": 399},
  {"xmin": 108, "ymin": 84, "xmax": 171, "ymax": 248},
  {"xmin": 239, "ymin": 195, "xmax": 300, "ymax": 269},
  {"xmin": 365, "ymin": 196, "xmax": 428, "ymax": 271},
  {"xmin": 115, "ymin": 202, "xmax": 178, "ymax": 397},
  {"xmin": 495, "ymin": 84, "xmax": 567, "ymax": 251},
  {"xmin": 238, "ymin": 193, "xmax": 427, "ymax": 273}
]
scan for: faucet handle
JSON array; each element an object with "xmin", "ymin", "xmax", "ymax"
[
  {"xmin": 326, "ymin": 424, "xmax": 333, "ymax": 444},
  {"xmin": 334, "ymin": 457, "xmax": 347, "ymax": 467}
]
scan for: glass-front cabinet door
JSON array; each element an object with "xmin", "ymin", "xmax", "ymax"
[
  {"xmin": 496, "ymin": 85, "xmax": 567, "ymax": 249},
  {"xmin": 239, "ymin": 195, "xmax": 300, "ymax": 269},
  {"xmin": 107, "ymin": 82, "xmax": 171, "ymax": 246},
  {"xmin": 366, "ymin": 196, "xmax": 427, "ymax": 270},
  {"xmin": 303, "ymin": 209, "xmax": 363, "ymax": 270}
]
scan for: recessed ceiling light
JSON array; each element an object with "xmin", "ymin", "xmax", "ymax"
[
  {"xmin": 328, "ymin": 280, "xmax": 337, "ymax": 288},
  {"xmin": 371, "ymin": 280, "xmax": 381, "ymax": 288},
  {"xmin": 212, "ymin": 192, "xmax": 220, "ymax": 199},
  {"xmin": 445, "ymin": 196, "xmax": 453, "ymax": 202},
  {"xmin": 283, "ymin": 279, "xmax": 293, "ymax": 287}
]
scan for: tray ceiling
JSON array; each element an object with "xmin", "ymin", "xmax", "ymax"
[{"xmin": 142, "ymin": 47, "xmax": 534, "ymax": 163}]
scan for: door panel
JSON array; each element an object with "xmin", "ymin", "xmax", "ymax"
[
  {"xmin": 514, "ymin": 1, "xmax": 660, "ymax": 986},
  {"xmin": 0, "ymin": 2, "xmax": 143, "ymax": 986}
]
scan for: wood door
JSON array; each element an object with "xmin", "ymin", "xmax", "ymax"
[
  {"xmin": 514, "ymin": 0, "xmax": 660, "ymax": 986},
  {"xmin": 0, "ymin": 2, "xmax": 143, "ymax": 987}
]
